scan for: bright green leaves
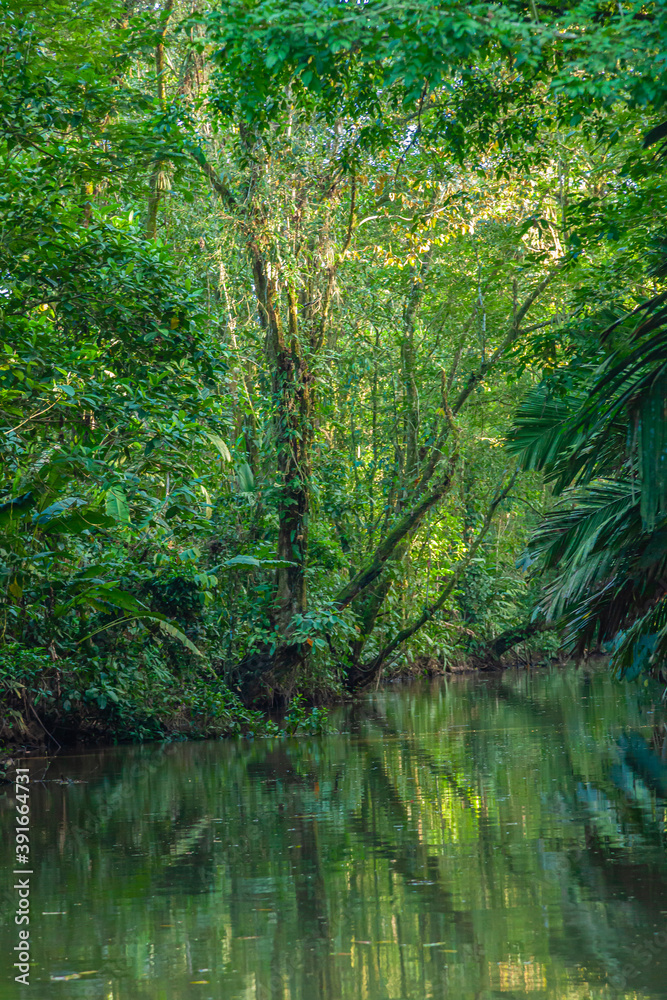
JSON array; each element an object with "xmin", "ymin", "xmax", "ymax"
[
  {"xmin": 509, "ymin": 288, "xmax": 667, "ymax": 674},
  {"xmin": 195, "ymin": 0, "xmax": 495, "ymax": 132},
  {"xmin": 206, "ymin": 432, "xmax": 232, "ymax": 462},
  {"xmin": 105, "ymin": 489, "xmax": 131, "ymax": 525},
  {"xmin": 0, "ymin": 0, "xmax": 234, "ymax": 687},
  {"xmin": 150, "ymin": 618, "xmax": 203, "ymax": 658},
  {"xmin": 190, "ymin": 0, "xmax": 667, "ymax": 165},
  {"xmin": 0, "ymin": 490, "xmax": 119, "ymax": 538},
  {"xmin": 224, "ymin": 555, "xmax": 262, "ymax": 568}
]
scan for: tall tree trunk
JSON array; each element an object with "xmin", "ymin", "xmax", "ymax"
[
  {"xmin": 146, "ymin": 0, "xmax": 173, "ymax": 239},
  {"xmin": 252, "ymin": 258, "xmax": 313, "ymax": 656},
  {"xmin": 234, "ymin": 345, "xmax": 313, "ymax": 696},
  {"xmin": 273, "ymin": 328, "xmax": 312, "ymax": 633}
]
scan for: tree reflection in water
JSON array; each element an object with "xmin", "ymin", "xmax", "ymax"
[{"xmin": 0, "ymin": 666, "xmax": 666, "ymax": 1000}]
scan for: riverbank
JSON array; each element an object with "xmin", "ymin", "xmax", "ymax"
[
  {"xmin": 0, "ymin": 642, "xmax": 275, "ymax": 757},
  {"xmin": 0, "ymin": 633, "xmax": 578, "ymax": 760}
]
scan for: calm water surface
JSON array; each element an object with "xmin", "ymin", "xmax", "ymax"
[{"xmin": 1, "ymin": 667, "xmax": 667, "ymax": 999}]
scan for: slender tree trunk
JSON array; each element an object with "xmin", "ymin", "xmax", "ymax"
[
  {"xmin": 253, "ymin": 259, "xmax": 313, "ymax": 637},
  {"xmin": 479, "ymin": 619, "xmax": 549, "ymax": 664},
  {"xmin": 335, "ymin": 269, "xmax": 561, "ymax": 622},
  {"xmin": 146, "ymin": 0, "xmax": 173, "ymax": 239},
  {"xmin": 401, "ymin": 264, "xmax": 426, "ymax": 481},
  {"xmin": 347, "ymin": 553, "xmax": 404, "ymax": 668},
  {"xmin": 346, "ymin": 266, "xmax": 428, "ymax": 667},
  {"xmin": 334, "ymin": 451, "xmax": 459, "ymax": 612},
  {"xmin": 346, "ymin": 472, "xmax": 518, "ymax": 689}
]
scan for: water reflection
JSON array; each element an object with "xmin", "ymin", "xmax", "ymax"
[{"xmin": 1, "ymin": 667, "xmax": 666, "ymax": 999}]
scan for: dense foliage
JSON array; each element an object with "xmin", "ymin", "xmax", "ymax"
[{"xmin": 1, "ymin": 0, "xmax": 666, "ymax": 744}]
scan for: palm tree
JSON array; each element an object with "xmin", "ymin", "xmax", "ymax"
[{"xmin": 508, "ymin": 124, "xmax": 667, "ymax": 680}]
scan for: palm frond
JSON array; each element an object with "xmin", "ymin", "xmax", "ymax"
[
  {"xmin": 508, "ymin": 382, "xmax": 627, "ymax": 491},
  {"xmin": 610, "ymin": 596, "xmax": 667, "ymax": 680},
  {"xmin": 580, "ymin": 297, "xmax": 667, "ymax": 530},
  {"xmin": 524, "ymin": 479, "xmax": 667, "ymax": 656},
  {"xmin": 505, "ymin": 388, "xmax": 587, "ymax": 472}
]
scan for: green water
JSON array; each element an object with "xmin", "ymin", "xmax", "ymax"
[{"xmin": 1, "ymin": 667, "xmax": 667, "ymax": 1000}]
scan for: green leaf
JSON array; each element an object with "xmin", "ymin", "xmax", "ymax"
[
  {"xmin": 206, "ymin": 431, "xmax": 232, "ymax": 461},
  {"xmin": 105, "ymin": 488, "xmax": 130, "ymax": 524},
  {"xmin": 147, "ymin": 617, "xmax": 204, "ymax": 657},
  {"xmin": 98, "ymin": 589, "xmax": 147, "ymax": 614},
  {"xmin": 41, "ymin": 511, "xmax": 115, "ymax": 535},
  {"xmin": 0, "ymin": 492, "xmax": 36, "ymax": 527},
  {"xmin": 224, "ymin": 554, "xmax": 262, "ymax": 568},
  {"xmin": 33, "ymin": 497, "xmax": 83, "ymax": 525}
]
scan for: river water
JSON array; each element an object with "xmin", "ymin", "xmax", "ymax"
[{"xmin": 1, "ymin": 666, "xmax": 666, "ymax": 999}]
